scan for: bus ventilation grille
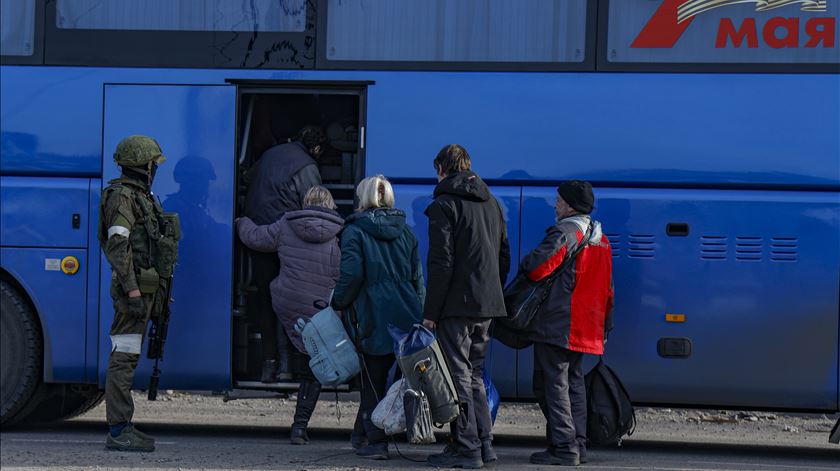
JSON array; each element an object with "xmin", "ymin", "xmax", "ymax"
[
  {"xmin": 628, "ymin": 234, "xmax": 655, "ymax": 259},
  {"xmin": 605, "ymin": 233, "xmax": 621, "ymax": 257},
  {"xmin": 735, "ymin": 236, "xmax": 763, "ymax": 261},
  {"xmin": 770, "ymin": 237, "xmax": 798, "ymax": 262},
  {"xmin": 700, "ymin": 236, "xmax": 727, "ymax": 260}
]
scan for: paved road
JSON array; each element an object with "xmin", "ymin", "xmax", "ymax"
[{"xmin": 2, "ymin": 419, "xmax": 838, "ymax": 471}]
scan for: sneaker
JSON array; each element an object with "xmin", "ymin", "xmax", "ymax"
[
  {"xmin": 481, "ymin": 439, "xmax": 497, "ymax": 464},
  {"xmin": 125, "ymin": 424, "xmax": 155, "ymax": 445},
  {"xmin": 529, "ymin": 450, "xmax": 579, "ymax": 466},
  {"xmin": 356, "ymin": 442, "xmax": 389, "ymax": 460},
  {"xmin": 428, "ymin": 449, "xmax": 483, "ymax": 469},
  {"xmin": 261, "ymin": 360, "xmax": 278, "ymax": 383},
  {"xmin": 290, "ymin": 426, "xmax": 309, "ymax": 445},
  {"xmin": 105, "ymin": 427, "xmax": 155, "ymax": 452}
]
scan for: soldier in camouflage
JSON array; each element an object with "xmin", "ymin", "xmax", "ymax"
[{"xmin": 98, "ymin": 135, "xmax": 180, "ymax": 452}]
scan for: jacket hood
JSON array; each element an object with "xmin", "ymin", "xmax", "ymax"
[
  {"xmin": 285, "ymin": 207, "xmax": 344, "ymax": 243},
  {"xmin": 433, "ymin": 171, "xmax": 491, "ymax": 202},
  {"xmin": 346, "ymin": 208, "xmax": 407, "ymax": 241},
  {"xmin": 559, "ymin": 214, "xmax": 603, "ymax": 245}
]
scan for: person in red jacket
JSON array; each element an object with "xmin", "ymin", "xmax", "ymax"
[{"xmin": 519, "ymin": 180, "xmax": 614, "ymax": 466}]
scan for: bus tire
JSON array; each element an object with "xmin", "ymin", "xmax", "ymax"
[
  {"xmin": 20, "ymin": 385, "xmax": 104, "ymax": 423},
  {"xmin": 0, "ymin": 280, "xmax": 43, "ymax": 427}
]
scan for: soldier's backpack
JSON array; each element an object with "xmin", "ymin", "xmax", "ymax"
[
  {"xmin": 392, "ymin": 324, "xmax": 459, "ymax": 426},
  {"xmin": 295, "ymin": 301, "xmax": 360, "ymax": 387},
  {"xmin": 585, "ymin": 358, "xmax": 636, "ymax": 446}
]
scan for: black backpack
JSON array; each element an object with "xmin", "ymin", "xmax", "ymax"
[{"xmin": 585, "ymin": 358, "xmax": 636, "ymax": 446}]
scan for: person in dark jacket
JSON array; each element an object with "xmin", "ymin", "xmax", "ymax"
[
  {"xmin": 422, "ymin": 144, "xmax": 510, "ymax": 469},
  {"xmin": 243, "ymin": 125, "xmax": 326, "ymax": 383},
  {"xmin": 519, "ymin": 180, "xmax": 614, "ymax": 466},
  {"xmin": 332, "ymin": 175, "xmax": 425, "ymax": 460},
  {"xmin": 236, "ymin": 186, "xmax": 343, "ymax": 445}
]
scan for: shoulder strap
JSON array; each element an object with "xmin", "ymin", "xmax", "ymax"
[{"xmin": 544, "ymin": 219, "xmax": 594, "ymax": 282}]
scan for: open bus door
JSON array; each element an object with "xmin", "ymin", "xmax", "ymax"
[
  {"xmin": 101, "ymin": 84, "xmax": 236, "ymax": 391},
  {"xmin": 228, "ymin": 80, "xmax": 370, "ymax": 390}
]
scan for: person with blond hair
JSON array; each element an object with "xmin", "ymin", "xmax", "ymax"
[
  {"xmin": 236, "ymin": 185, "xmax": 343, "ymax": 445},
  {"xmin": 332, "ymin": 175, "xmax": 425, "ymax": 460}
]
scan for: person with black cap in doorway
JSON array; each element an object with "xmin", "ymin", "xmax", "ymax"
[
  {"xmin": 423, "ymin": 144, "xmax": 510, "ymax": 469},
  {"xmin": 519, "ymin": 180, "xmax": 615, "ymax": 466},
  {"xmin": 243, "ymin": 123, "xmax": 327, "ymax": 383}
]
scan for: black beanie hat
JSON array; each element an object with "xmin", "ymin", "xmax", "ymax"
[{"xmin": 557, "ymin": 180, "xmax": 594, "ymax": 214}]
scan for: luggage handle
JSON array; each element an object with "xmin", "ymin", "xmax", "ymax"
[{"xmin": 294, "ymin": 318, "xmax": 307, "ymax": 335}]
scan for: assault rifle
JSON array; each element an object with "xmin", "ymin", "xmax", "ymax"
[{"xmin": 147, "ymin": 275, "xmax": 174, "ymax": 401}]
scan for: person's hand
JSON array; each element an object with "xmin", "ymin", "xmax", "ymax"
[
  {"xmin": 422, "ymin": 319, "xmax": 436, "ymax": 330},
  {"xmin": 127, "ymin": 289, "xmax": 142, "ymax": 298}
]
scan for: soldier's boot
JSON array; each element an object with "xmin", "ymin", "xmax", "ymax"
[
  {"xmin": 106, "ymin": 426, "xmax": 155, "ymax": 452},
  {"xmin": 126, "ymin": 424, "xmax": 156, "ymax": 445},
  {"xmin": 290, "ymin": 379, "xmax": 322, "ymax": 445}
]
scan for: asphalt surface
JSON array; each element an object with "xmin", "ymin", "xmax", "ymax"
[{"xmin": 1, "ymin": 392, "xmax": 838, "ymax": 470}]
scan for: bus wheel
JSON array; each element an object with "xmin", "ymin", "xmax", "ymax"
[
  {"xmin": 0, "ymin": 280, "xmax": 43, "ymax": 427},
  {"xmin": 21, "ymin": 385, "xmax": 104, "ymax": 423}
]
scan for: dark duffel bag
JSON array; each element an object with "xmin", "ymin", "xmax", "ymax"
[
  {"xmin": 493, "ymin": 221, "xmax": 593, "ymax": 349},
  {"xmin": 585, "ymin": 358, "xmax": 636, "ymax": 446}
]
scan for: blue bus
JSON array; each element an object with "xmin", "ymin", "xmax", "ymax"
[{"xmin": 1, "ymin": 0, "xmax": 838, "ymax": 427}]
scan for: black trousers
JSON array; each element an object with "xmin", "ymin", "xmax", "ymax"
[
  {"xmin": 533, "ymin": 342, "xmax": 586, "ymax": 458},
  {"xmin": 437, "ymin": 317, "xmax": 493, "ymax": 456},
  {"xmin": 357, "ymin": 353, "xmax": 396, "ymax": 446},
  {"xmin": 249, "ymin": 250, "xmax": 288, "ymax": 362}
]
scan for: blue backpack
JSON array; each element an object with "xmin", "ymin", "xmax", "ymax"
[{"xmin": 295, "ymin": 302, "xmax": 360, "ymax": 387}]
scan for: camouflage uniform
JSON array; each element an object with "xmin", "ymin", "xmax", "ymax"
[{"xmin": 99, "ymin": 136, "xmax": 179, "ymax": 450}]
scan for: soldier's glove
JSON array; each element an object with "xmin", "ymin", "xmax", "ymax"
[{"xmin": 127, "ymin": 296, "xmax": 147, "ymax": 318}]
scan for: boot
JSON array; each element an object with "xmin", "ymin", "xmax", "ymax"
[
  {"xmin": 427, "ymin": 448, "xmax": 483, "ymax": 469},
  {"xmin": 481, "ymin": 439, "xmax": 497, "ymax": 464},
  {"xmin": 290, "ymin": 379, "xmax": 321, "ymax": 445},
  {"xmin": 529, "ymin": 449, "xmax": 580, "ymax": 466},
  {"xmin": 350, "ymin": 408, "xmax": 367, "ymax": 450},
  {"xmin": 276, "ymin": 352, "xmax": 292, "ymax": 381},
  {"xmin": 261, "ymin": 359, "xmax": 278, "ymax": 383}
]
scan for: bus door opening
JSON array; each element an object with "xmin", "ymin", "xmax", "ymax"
[{"xmin": 230, "ymin": 82, "xmax": 369, "ymax": 390}]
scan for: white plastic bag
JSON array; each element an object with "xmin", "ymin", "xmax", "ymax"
[{"xmin": 371, "ymin": 378, "xmax": 406, "ymax": 435}]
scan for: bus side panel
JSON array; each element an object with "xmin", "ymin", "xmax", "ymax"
[
  {"xmin": 365, "ymin": 73, "xmax": 840, "ymax": 188},
  {"xmin": 99, "ymin": 84, "xmax": 235, "ymax": 391},
  {"xmin": 0, "ymin": 176, "xmax": 90, "ymax": 248},
  {"xmin": 0, "ymin": 247, "xmax": 88, "ymax": 383},
  {"xmin": 392, "ymin": 184, "xmax": 522, "ymax": 398},
  {"xmin": 0, "ymin": 176, "xmax": 93, "ymax": 383},
  {"xmin": 520, "ymin": 187, "xmax": 840, "ymax": 410}
]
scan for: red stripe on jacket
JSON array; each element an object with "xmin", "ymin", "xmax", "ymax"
[
  {"xmin": 527, "ymin": 230, "xmax": 583, "ymax": 282},
  {"xmin": 568, "ymin": 237, "xmax": 613, "ymax": 354}
]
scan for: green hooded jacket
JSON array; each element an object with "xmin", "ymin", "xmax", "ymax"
[{"xmin": 332, "ymin": 208, "xmax": 425, "ymax": 355}]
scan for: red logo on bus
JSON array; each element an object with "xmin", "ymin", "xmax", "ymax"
[{"xmin": 631, "ymin": 0, "xmax": 836, "ymax": 49}]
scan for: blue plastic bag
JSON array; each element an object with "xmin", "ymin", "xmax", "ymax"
[
  {"xmin": 483, "ymin": 368, "xmax": 500, "ymax": 424},
  {"xmin": 387, "ymin": 323, "xmax": 436, "ymax": 357}
]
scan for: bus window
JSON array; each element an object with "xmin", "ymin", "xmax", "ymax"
[
  {"xmin": 0, "ymin": 0, "xmax": 35, "ymax": 56},
  {"xmin": 56, "ymin": 0, "xmax": 306, "ymax": 32},
  {"xmin": 324, "ymin": 0, "xmax": 590, "ymax": 66}
]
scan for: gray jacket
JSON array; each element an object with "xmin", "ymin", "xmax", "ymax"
[{"xmin": 237, "ymin": 207, "xmax": 343, "ymax": 353}]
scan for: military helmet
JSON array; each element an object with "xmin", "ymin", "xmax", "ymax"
[{"xmin": 113, "ymin": 135, "xmax": 166, "ymax": 167}]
